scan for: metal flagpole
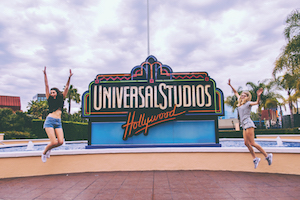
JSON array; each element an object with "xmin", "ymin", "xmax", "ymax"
[{"xmin": 147, "ymin": 0, "xmax": 150, "ymax": 56}]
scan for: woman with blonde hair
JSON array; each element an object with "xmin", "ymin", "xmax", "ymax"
[
  {"xmin": 228, "ymin": 79, "xmax": 272, "ymax": 169},
  {"xmin": 41, "ymin": 66, "xmax": 73, "ymax": 162}
]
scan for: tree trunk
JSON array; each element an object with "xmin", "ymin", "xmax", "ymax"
[
  {"xmin": 68, "ymin": 94, "xmax": 71, "ymax": 115},
  {"xmin": 288, "ymin": 89, "xmax": 294, "ymax": 128},
  {"xmin": 279, "ymin": 106, "xmax": 283, "ymax": 128},
  {"xmin": 289, "ymin": 100, "xmax": 294, "ymax": 128}
]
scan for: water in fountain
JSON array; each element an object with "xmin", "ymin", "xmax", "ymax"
[
  {"xmin": 276, "ymin": 136, "xmax": 283, "ymax": 146},
  {"xmin": 26, "ymin": 141, "xmax": 34, "ymax": 150}
]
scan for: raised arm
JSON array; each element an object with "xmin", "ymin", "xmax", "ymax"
[
  {"xmin": 228, "ymin": 79, "xmax": 240, "ymax": 99},
  {"xmin": 63, "ymin": 69, "xmax": 73, "ymax": 99},
  {"xmin": 250, "ymin": 88, "xmax": 263, "ymax": 106},
  {"xmin": 43, "ymin": 66, "xmax": 50, "ymax": 99}
]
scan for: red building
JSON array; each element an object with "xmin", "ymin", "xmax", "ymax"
[
  {"xmin": 0, "ymin": 95, "xmax": 21, "ymax": 112},
  {"xmin": 261, "ymin": 109, "xmax": 278, "ymax": 121}
]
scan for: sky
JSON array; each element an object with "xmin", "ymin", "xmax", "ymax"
[{"xmin": 0, "ymin": 0, "xmax": 298, "ymax": 115}]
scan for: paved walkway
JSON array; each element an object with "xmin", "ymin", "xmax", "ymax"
[{"xmin": 0, "ymin": 170, "xmax": 299, "ymax": 200}]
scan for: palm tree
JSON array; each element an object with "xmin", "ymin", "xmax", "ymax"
[
  {"xmin": 246, "ymin": 80, "xmax": 267, "ymax": 128},
  {"xmin": 284, "ymin": 9, "xmax": 300, "ymax": 114},
  {"xmin": 26, "ymin": 100, "xmax": 48, "ymax": 119},
  {"xmin": 274, "ymin": 35, "xmax": 300, "ymax": 75},
  {"xmin": 66, "ymin": 85, "xmax": 81, "ymax": 114},
  {"xmin": 246, "ymin": 79, "xmax": 283, "ymax": 128},
  {"xmin": 284, "ymin": 9, "xmax": 300, "ymax": 41},
  {"xmin": 273, "ymin": 9, "xmax": 300, "ymax": 127},
  {"xmin": 246, "ymin": 80, "xmax": 267, "ymax": 104},
  {"xmin": 273, "ymin": 75, "xmax": 299, "ymax": 127}
]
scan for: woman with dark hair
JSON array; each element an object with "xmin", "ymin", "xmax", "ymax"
[
  {"xmin": 228, "ymin": 79, "xmax": 272, "ymax": 169},
  {"xmin": 41, "ymin": 66, "xmax": 73, "ymax": 162}
]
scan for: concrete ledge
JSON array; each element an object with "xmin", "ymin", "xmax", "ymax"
[
  {"xmin": 1, "ymin": 147, "xmax": 300, "ymax": 157},
  {"xmin": 1, "ymin": 147, "xmax": 300, "ymax": 179},
  {"xmin": 256, "ymin": 134, "xmax": 300, "ymax": 140}
]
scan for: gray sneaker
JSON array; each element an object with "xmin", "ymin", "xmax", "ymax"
[
  {"xmin": 41, "ymin": 153, "xmax": 47, "ymax": 163},
  {"xmin": 266, "ymin": 153, "xmax": 273, "ymax": 165},
  {"xmin": 46, "ymin": 150, "xmax": 51, "ymax": 159},
  {"xmin": 253, "ymin": 157, "xmax": 261, "ymax": 169}
]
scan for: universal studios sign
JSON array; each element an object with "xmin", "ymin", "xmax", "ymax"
[{"xmin": 82, "ymin": 56, "xmax": 224, "ymax": 148}]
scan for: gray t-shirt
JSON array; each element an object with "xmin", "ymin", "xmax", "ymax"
[
  {"xmin": 238, "ymin": 101, "xmax": 256, "ymax": 129},
  {"xmin": 238, "ymin": 101, "xmax": 252, "ymax": 122}
]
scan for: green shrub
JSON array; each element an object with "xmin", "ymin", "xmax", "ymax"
[
  {"xmin": 0, "ymin": 108, "xmax": 14, "ymax": 131},
  {"xmin": 0, "ymin": 108, "xmax": 88, "ymax": 140},
  {"xmin": 0, "ymin": 108, "xmax": 34, "ymax": 133},
  {"xmin": 4, "ymin": 131, "xmax": 32, "ymax": 140},
  {"xmin": 31, "ymin": 119, "xmax": 46, "ymax": 138},
  {"xmin": 63, "ymin": 121, "xmax": 88, "ymax": 141},
  {"xmin": 12, "ymin": 111, "xmax": 33, "ymax": 132},
  {"xmin": 254, "ymin": 127, "xmax": 300, "ymax": 135},
  {"xmin": 219, "ymin": 131, "xmax": 243, "ymax": 138}
]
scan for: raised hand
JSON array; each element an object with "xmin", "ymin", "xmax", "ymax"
[
  {"xmin": 257, "ymin": 88, "xmax": 263, "ymax": 96},
  {"xmin": 69, "ymin": 69, "xmax": 73, "ymax": 78}
]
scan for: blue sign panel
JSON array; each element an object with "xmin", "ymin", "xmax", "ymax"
[{"xmin": 89, "ymin": 120, "xmax": 216, "ymax": 148}]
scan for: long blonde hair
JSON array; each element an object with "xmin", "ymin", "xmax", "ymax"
[{"xmin": 237, "ymin": 91, "xmax": 252, "ymax": 107}]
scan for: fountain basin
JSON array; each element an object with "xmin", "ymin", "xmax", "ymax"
[
  {"xmin": 0, "ymin": 140, "xmax": 86, "ymax": 152},
  {"xmin": 1, "ymin": 138, "xmax": 300, "ymax": 152}
]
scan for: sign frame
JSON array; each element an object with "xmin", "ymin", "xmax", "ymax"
[{"xmin": 82, "ymin": 55, "xmax": 224, "ymax": 148}]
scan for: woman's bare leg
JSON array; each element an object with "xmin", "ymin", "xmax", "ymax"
[
  {"xmin": 245, "ymin": 128, "xmax": 268, "ymax": 157},
  {"xmin": 43, "ymin": 127, "xmax": 58, "ymax": 155},
  {"xmin": 43, "ymin": 128, "xmax": 64, "ymax": 155},
  {"xmin": 54, "ymin": 128, "xmax": 64, "ymax": 146},
  {"xmin": 243, "ymin": 129, "xmax": 256, "ymax": 159}
]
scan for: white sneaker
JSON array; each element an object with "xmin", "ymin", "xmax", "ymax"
[
  {"xmin": 46, "ymin": 150, "xmax": 51, "ymax": 159},
  {"xmin": 41, "ymin": 153, "xmax": 47, "ymax": 163},
  {"xmin": 253, "ymin": 157, "xmax": 261, "ymax": 169},
  {"xmin": 266, "ymin": 153, "xmax": 273, "ymax": 165}
]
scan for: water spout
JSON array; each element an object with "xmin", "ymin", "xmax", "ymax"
[
  {"xmin": 26, "ymin": 141, "xmax": 34, "ymax": 150},
  {"xmin": 276, "ymin": 136, "xmax": 283, "ymax": 146}
]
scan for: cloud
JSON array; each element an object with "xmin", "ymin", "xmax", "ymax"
[{"xmin": 0, "ymin": 0, "xmax": 298, "ymax": 114}]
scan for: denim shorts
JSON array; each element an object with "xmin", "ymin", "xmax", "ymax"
[{"xmin": 43, "ymin": 116, "xmax": 62, "ymax": 129}]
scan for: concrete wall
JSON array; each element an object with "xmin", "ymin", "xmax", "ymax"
[{"xmin": 1, "ymin": 148, "xmax": 299, "ymax": 179}]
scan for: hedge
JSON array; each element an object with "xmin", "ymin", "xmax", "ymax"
[
  {"xmin": 62, "ymin": 121, "xmax": 88, "ymax": 141},
  {"xmin": 5, "ymin": 119, "xmax": 300, "ymax": 140},
  {"xmin": 219, "ymin": 127, "xmax": 300, "ymax": 138},
  {"xmin": 31, "ymin": 119, "xmax": 88, "ymax": 141},
  {"xmin": 3, "ymin": 131, "xmax": 32, "ymax": 140}
]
